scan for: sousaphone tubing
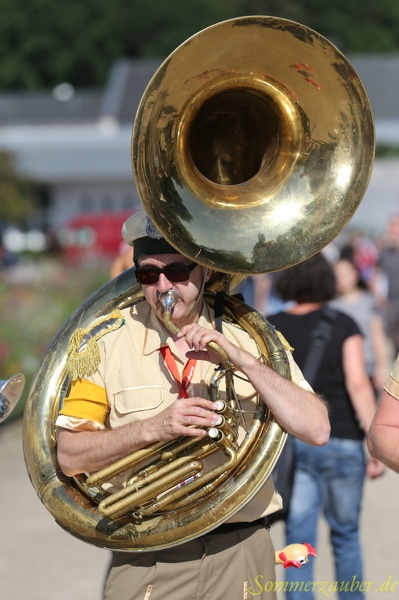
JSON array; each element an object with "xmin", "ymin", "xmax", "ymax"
[{"xmin": 23, "ymin": 16, "xmax": 374, "ymax": 551}]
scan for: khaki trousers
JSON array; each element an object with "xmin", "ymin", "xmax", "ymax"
[{"xmin": 104, "ymin": 523, "xmax": 277, "ymax": 600}]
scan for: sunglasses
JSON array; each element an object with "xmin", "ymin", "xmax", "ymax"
[{"xmin": 135, "ymin": 262, "xmax": 198, "ymax": 285}]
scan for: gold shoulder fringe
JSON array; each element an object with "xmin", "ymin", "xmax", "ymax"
[
  {"xmin": 66, "ymin": 309, "xmax": 124, "ymax": 382},
  {"xmin": 275, "ymin": 330, "xmax": 294, "ymax": 352}
]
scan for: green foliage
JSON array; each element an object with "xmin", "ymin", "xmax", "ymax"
[
  {"xmin": 0, "ymin": 0, "xmax": 240, "ymax": 90},
  {"xmin": 0, "ymin": 151, "xmax": 38, "ymax": 222},
  {"xmin": 0, "ymin": 0, "xmax": 118, "ymax": 88},
  {"xmin": 285, "ymin": 0, "xmax": 399, "ymax": 53},
  {"xmin": 0, "ymin": 257, "xmax": 110, "ymax": 421},
  {"xmin": 0, "ymin": 0, "xmax": 398, "ymax": 91},
  {"xmin": 108, "ymin": 0, "xmax": 242, "ymax": 58},
  {"xmin": 238, "ymin": 0, "xmax": 399, "ymax": 52},
  {"xmin": 376, "ymin": 145, "xmax": 399, "ymax": 157}
]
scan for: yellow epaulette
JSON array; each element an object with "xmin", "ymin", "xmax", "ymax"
[
  {"xmin": 66, "ymin": 309, "xmax": 124, "ymax": 382},
  {"xmin": 274, "ymin": 329, "xmax": 294, "ymax": 353}
]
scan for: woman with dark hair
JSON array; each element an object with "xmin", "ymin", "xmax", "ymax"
[
  {"xmin": 268, "ymin": 253, "xmax": 384, "ymax": 600},
  {"xmin": 331, "ymin": 257, "xmax": 388, "ymax": 395}
]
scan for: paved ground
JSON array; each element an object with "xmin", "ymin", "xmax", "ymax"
[{"xmin": 1, "ymin": 418, "xmax": 398, "ymax": 600}]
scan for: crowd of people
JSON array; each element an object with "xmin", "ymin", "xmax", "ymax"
[
  {"xmin": 237, "ymin": 215, "xmax": 399, "ymax": 597},
  {"xmin": 246, "ymin": 216, "xmax": 399, "ymax": 368},
  {"xmin": 267, "ymin": 253, "xmax": 385, "ymax": 600}
]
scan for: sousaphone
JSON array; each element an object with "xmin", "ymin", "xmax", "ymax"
[{"xmin": 23, "ymin": 16, "xmax": 374, "ymax": 552}]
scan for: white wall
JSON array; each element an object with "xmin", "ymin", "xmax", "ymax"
[
  {"xmin": 349, "ymin": 158, "xmax": 399, "ymax": 238},
  {"xmin": 48, "ymin": 181, "xmax": 141, "ymax": 230}
]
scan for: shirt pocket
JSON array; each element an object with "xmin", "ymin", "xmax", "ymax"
[{"xmin": 113, "ymin": 385, "xmax": 164, "ymax": 415}]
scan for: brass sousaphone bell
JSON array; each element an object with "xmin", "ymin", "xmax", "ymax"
[
  {"xmin": 132, "ymin": 15, "xmax": 374, "ymax": 276},
  {"xmin": 23, "ymin": 16, "xmax": 374, "ymax": 552}
]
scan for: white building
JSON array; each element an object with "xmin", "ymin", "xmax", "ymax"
[{"xmin": 0, "ymin": 56, "xmax": 398, "ymax": 238}]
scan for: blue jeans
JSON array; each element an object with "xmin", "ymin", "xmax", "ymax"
[{"xmin": 285, "ymin": 437, "xmax": 366, "ymax": 600}]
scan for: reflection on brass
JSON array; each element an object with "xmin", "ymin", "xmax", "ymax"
[
  {"xmin": 133, "ymin": 16, "xmax": 374, "ymax": 275},
  {"xmin": 0, "ymin": 373, "xmax": 25, "ymax": 423},
  {"xmin": 23, "ymin": 15, "xmax": 374, "ymax": 552}
]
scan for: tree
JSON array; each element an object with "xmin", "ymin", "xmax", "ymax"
[
  {"xmin": 0, "ymin": 0, "xmax": 398, "ymax": 91},
  {"xmin": 0, "ymin": 0, "xmax": 239, "ymax": 90},
  {"xmin": 0, "ymin": 151, "xmax": 38, "ymax": 222}
]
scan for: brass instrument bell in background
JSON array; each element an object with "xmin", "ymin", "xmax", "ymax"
[{"xmin": 0, "ymin": 373, "xmax": 25, "ymax": 423}]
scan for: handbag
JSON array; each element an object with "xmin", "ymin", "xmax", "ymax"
[{"xmin": 268, "ymin": 306, "xmax": 338, "ymax": 523}]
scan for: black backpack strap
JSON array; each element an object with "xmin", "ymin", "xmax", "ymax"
[
  {"xmin": 214, "ymin": 291, "xmax": 225, "ymax": 334},
  {"xmin": 301, "ymin": 307, "xmax": 339, "ymax": 386}
]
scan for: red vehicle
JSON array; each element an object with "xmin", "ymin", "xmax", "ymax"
[{"xmin": 56, "ymin": 210, "xmax": 134, "ymax": 264}]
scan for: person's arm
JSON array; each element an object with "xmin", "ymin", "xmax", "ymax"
[
  {"xmin": 368, "ymin": 389, "xmax": 399, "ymax": 473},
  {"xmin": 370, "ymin": 313, "xmax": 389, "ymax": 393},
  {"xmin": 177, "ymin": 324, "xmax": 330, "ymax": 447},
  {"xmin": 342, "ymin": 333, "xmax": 385, "ymax": 478},
  {"xmin": 252, "ymin": 273, "xmax": 272, "ymax": 315},
  {"xmin": 109, "ymin": 245, "xmax": 133, "ymax": 278},
  {"xmin": 343, "ymin": 334, "xmax": 379, "ymax": 431},
  {"xmin": 57, "ymin": 395, "xmax": 221, "ymax": 477}
]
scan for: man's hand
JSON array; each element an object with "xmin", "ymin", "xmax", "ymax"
[
  {"xmin": 366, "ymin": 456, "xmax": 385, "ymax": 479},
  {"xmin": 178, "ymin": 323, "xmax": 330, "ymax": 448},
  {"xmin": 177, "ymin": 323, "xmax": 256, "ymax": 371},
  {"xmin": 143, "ymin": 397, "xmax": 221, "ymax": 444}
]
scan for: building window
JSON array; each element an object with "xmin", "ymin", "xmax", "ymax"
[
  {"xmin": 123, "ymin": 194, "xmax": 134, "ymax": 210},
  {"xmin": 102, "ymin": 196, "xmax": 113, "ymax": 211},
  {"xmin": 80, "ymin": 195, "xmax": 93, "ymax": 212}
]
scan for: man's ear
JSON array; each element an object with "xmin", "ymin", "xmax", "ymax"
[{"xmin": 205, "ymin": 268, "xmax": 213, "ymax": 282}]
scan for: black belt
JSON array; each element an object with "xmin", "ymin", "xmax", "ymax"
[{"xmin": 207, "ymin": 517, "xmax": 269, "ymax": 536}]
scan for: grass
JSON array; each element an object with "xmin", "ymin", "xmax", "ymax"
[{"xmin": 0, "ymin": 255, "xmax": 111, "ymax": 421}]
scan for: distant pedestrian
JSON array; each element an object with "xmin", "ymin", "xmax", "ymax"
[
  {"xmin": 330, "ymin": 257, "xmax": 388, "ymax": 395},
  {"xmin": 368, "ymin": 356, "xmax": 399, "ymax": 473},
  {"xmin": 268, "ymin": 253, "xmax": 384, "ymax": 600}
]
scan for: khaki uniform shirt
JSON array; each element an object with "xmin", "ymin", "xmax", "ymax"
[{"xmin": 57, "ymin": 300, "xmax": 311, "ymax": 522}]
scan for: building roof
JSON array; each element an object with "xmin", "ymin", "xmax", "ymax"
[
  {"xmin": 0, "ymin": 55, "xmax": 398, "ymax": 184},
  {"xmin": 0, "ymin": 90, "xmax": 102, "ymax": 126},
  {"xmin": 350, "ymin": 55, "xmax": 399, "ymax": 121},
  {"xmin": 101, "ymin": 59, "xmax": 162, "ymax": 124},
  {"xmin": 0, "ymin": 59, "xmax": 162, "ymax": 128},
  {"xmin": 1, "ymin": 55, "xmax": 398, "ymax": 127}
]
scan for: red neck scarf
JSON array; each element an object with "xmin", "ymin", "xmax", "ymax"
[{"xmin": 160, "ymin": 346, "xmax": 197, "ymax": 398}]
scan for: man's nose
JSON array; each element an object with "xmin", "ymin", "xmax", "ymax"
[{"xmin": 157, "ymin": 273, "xmax": 173, "ymax": 292}]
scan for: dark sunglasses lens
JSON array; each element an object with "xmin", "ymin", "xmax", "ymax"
[
  {"xmin": 136, "ymin": 269, "xmax": 159, "ymax": 284},
  {"xmin": 164, "ymin": 267, "xmax": 190, "ymax": 282},
  {"xmin": 136, "ymin": 263, "xmax": 196, "ymax": 284}
]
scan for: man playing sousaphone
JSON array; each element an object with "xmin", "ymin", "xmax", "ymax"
[
  {"xmin": 22, "ymin": 9, "xmax": 375, "ymax": 598},
  {"xmin": 56, "ymin": 209, "xmax": 330, "ymax": 600}
]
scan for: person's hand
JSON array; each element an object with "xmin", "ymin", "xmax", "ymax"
[
  {"xmin": 143, "ymin": 396, "xmax": 221, "ymax": 443},
  {"xmin": 177, "ymin": 323, "xmax": 255, "ymax": 371},
  {"xmin": 366, "ymin": 455, "xmax": 385, "ymax": 479}
]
